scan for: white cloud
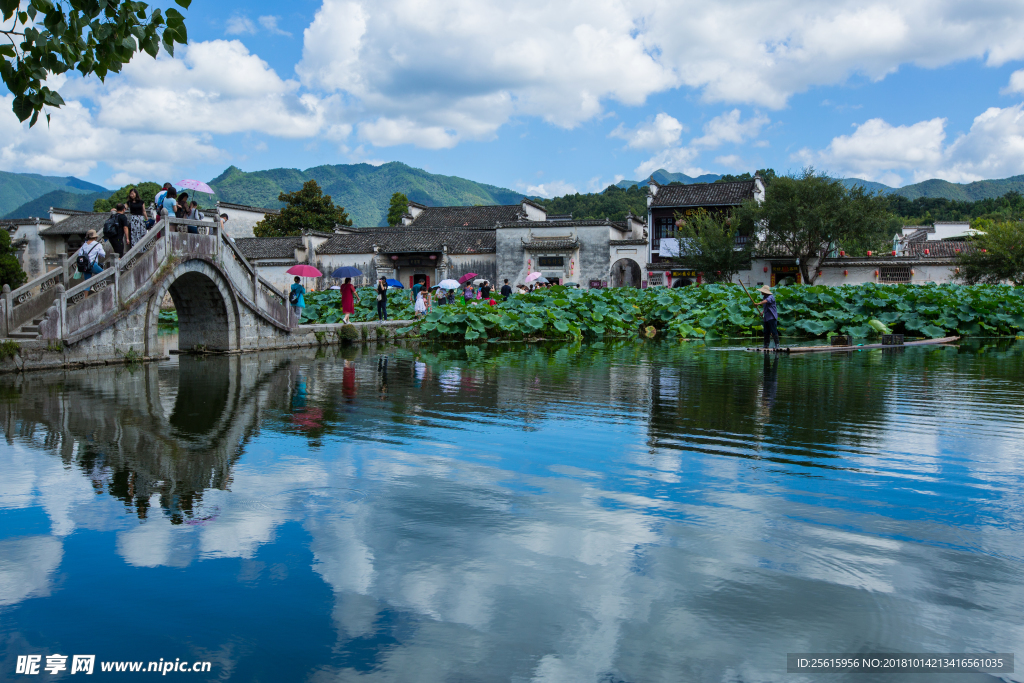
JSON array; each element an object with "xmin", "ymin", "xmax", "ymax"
[
  {"xmin": 523, "ymin": 180, "xmax": 578, "ymax": 198},
  {"xmin": 225, "ymin": 14, "xmax": 256, "ymax": 35},
  {"xmin": 633, "ymin": 110, "xmax": 767, "ymax": 177},
  {"xmin": 610, "ymin": 113, "xmax": 685, "ymax": 150},
  {"xmin": 800, "ymin": 104, "xmax": 1024, "ymax": 185},
  {"xmin": 634, "ymin": 147, "xmax": 706, "ymax": 179},
  {"xmin": 0, "ymin": 40, "xmax": 335, "ymax": 180},
  {"xmin": 290, "ymin": 0, "xmax": 1024, "ymax": 148},
  {"xmin": 692, "ymin": 109, "xmax": 770, "ymax": 149},
  {"xmin": 258, "ymin": 16, "xmax": 292, "ymax": 36}
]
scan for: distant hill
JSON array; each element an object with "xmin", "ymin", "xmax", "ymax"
[
  {"xmin": 2, "ymin": 189, "xmax": 109, "ymax": 219},
  {"xmin": 210, "ymin": 162, "xmax": 525, "ymax": 226},
  {"xmin": 843, "ymin": 175, "xmax": 1024, "ymax": 201},
  {"xmin": 0, "ymin": 171, "xmax": 107, "ymax": 217},
  {"xmin": 616, "ymin": 169, "xmax": 723, "ymax": 189}
]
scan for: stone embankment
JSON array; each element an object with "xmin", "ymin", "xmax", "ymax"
[{"xmin": 0, "ymin": 319, "xmax": 417, "ymax": 374}]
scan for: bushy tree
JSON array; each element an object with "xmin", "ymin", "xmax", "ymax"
[
  {"xmin": 387, "ymin": 192, "xmax": 409, "ymax": 226},
  {"xmin": 253, "ymin": 180, "xmax": 352, "ymax": 237},
  {"xmin": 956, "ymin": 220, "xmax": 1024, "ymax": 286},
  {"xmin": 716, "ymin": 169, "xmax": 777, "ymax": 185},
  {"xmin": 672, "ymin": 209, "xmax": 752, "ymax": 283},
  {"xmin": 739, "ymin": 168, "xmax": 895, "ymax": 284},
  {"xmin": 93, "ymin": 182, "xmax": 163, "ymax": 212},
  {"xmin": 1, "ymin": 0, "xmax": 190, "ymax": 126},
  {"xmin": 0, "ymin": 230, "xmax": 27, "ymax": 289},
  {"xmin": 532, "ymin": 184, "xmax": 647, "ymax": 221}
]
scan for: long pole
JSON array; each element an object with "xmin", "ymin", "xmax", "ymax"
[{"xmin": 737, "ymin": 278, "xmax": 764, "ymax": 318}]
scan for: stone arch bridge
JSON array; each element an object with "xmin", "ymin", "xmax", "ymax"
[{"xmin": 0, "ymin": 218, "xmax": 307, "ymax": 361}]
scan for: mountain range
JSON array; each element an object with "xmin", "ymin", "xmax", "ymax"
[
  {"xmin": 6, "ymin": 164, "xmax": 1024, "ymax": 224},
  {"xmin": 0, "ymin": 171, "xmax": 108, "ymax": 218}
]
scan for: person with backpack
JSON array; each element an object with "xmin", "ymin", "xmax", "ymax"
[
  {"xmin": 289, "ymin": 276, "xmax": 306, "ymax": 321},
  {"xmin": 104, "ymin": 204, "xmax": 130, "ymax": 257},
  {"xmin": 153, "ymin": 183, "xmax": 171, "ymax": 219},
  {"xmin": 500, "ymin": 278, "xmax": 512, "ymax": 301},
  {"xmin": 75, "ymin": 230, "xmax": 105, "ymax": 281}
]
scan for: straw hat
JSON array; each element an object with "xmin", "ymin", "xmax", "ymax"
[
  {"xmin": 85, "ymin": 229, "xmax": 98, "ymax": 240},
  {"xmin": 758, "ymin": 285, "xmax": 772, "ymax": 295}
]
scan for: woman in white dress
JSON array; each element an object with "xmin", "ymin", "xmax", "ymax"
[{"xmin": 414, "ymin": 289, "xmax": 427, "ymax": 317}]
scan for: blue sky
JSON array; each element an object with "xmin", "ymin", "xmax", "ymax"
[{"xmin": 5, "ymin": 0, "xmax": 1024, "ymax": 195}]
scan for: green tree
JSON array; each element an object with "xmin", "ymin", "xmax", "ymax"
[
  {"xmin": 93, "ymin": 181, "xmax": 163, "ymax": 212},
  {"xmin": 0, "ymin": 229, "xmax": 27, "ymax": 289},
  {"xmin": 739, "ymin": 168, "xmax": 895, "ymax": 284},
  {"xmin": 956, "ymin": 220, "xmax": 1024, "ymax": 286},
  {"xmin": 387, "ymin": 192, "xmax": 409, "ymax": 226},
  {"xmin": 716, "ymin": 169, "xmax": 777, "ymax": 185},
  {"xmin": 1, "ymin": 0, "xmax": 190, "ymax": 126},
  {"xmin": 672, "ymin": 209, "xmax": 752, "ymax": 283},
  {"xmin": 253, "ymin": 180, "xmax": 352, "ymax": 237}
]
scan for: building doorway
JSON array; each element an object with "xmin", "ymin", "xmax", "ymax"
[
  {"xmin": 409, "ymin": 274, "xmax": 430, "ymax": 289},
  {"xmin": 610, "ymin": 258, "xmax": 642, "ymax": 287}
]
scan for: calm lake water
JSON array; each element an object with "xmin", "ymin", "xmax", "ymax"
[{"xmin": 1, "ymin": 340, "xmax": 1023, "ymax": 682}]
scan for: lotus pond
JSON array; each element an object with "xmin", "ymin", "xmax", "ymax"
[{"xmin": 298, "ymin": 283, "xmax": 1024, "ymax": 341}]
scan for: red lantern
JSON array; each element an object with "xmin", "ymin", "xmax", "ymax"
[
  {"xmin": 840, "ymin": 250, "xmax": 845, "ymax": 257},
  {"xmin": 390, "ymin": 255, "xmax": 399, "ymax": 261},
  {"xmin": 924, "ymin": 248, "xmax": 930, "ymax": 255},
  {"xmin": 844, "ymin": 269, "xmax": 848, "ymax": 276},
  {"xmin": 716, "ymin": 270, "xmax": 721, "ymax": 276},
  {"xmin": 763, "ymin": 266, "xmax": 768, "ymax": 273},
  {"xmin": 892, "ymin": 250, "xmax": 896, "ymax": 256},
  {"xmin": 867, "ymin": 250, "xmax": 872, "ymax": 256},
  {"xmin": 911, "ymin": 269, "xmax": 915, "ymax": 276},
  {"xmin": 874, "ymin": 270, "xmax": 879, "ymax": 277},
  {"xmin": 429, "ymin": 254, "xmax": 437, "ymax": 260}
]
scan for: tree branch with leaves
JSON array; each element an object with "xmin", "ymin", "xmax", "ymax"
[
  {"xmin": 254, "ymin": 180, "xmax": 353, "ymax": 238},
  {"xmin": 1, "ymin": 0, "xmax": 190, "ymax": 126}
]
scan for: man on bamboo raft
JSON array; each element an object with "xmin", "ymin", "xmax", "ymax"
[{"xmin": 755, "ymin": 285, "xmax": 781, "ymax": 350}]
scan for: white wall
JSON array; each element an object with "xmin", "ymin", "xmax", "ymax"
[{"xmin": 216, "ymin": 204, "xmax": 277, "ymax": 239}]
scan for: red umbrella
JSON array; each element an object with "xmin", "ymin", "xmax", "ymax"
[
  {"xmin": 287, "ymin": 265, "xmax": 323, "ymax": 277},
  {"xmin": 458, "ymin": 272, "xmax": 479, "ymax": 284}
]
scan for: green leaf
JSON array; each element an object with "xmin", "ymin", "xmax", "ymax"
[
  {"xmin": 464, "ymin": 328, "xmax": 480, "ymax": 341},
  {"xmin": 920, "ymin": 324, "xmax": 946, "ymax": 339},
  {"xmin": 553, "ymin": 320, "xmax": 569, "ymax": 332},
  {"xmin": 175, "ymin": 0, "xmax": 192, "ymax": 7}
]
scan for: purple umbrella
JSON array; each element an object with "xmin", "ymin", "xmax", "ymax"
[{"xmin": 177, "ymin": 179, "xmax": 215, "ymax": 195}]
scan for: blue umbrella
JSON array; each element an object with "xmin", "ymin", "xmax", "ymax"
[
  {"xmin": 386, "ymin": 278, "xmax": 404, "ymax": 288},
  {"xmin": 331, "ymin": 266, "xmax": 363, "ymax": 278}
]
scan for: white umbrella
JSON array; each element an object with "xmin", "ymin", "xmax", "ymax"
[{"xmin": 438, "ymin": 279, "xmax": 461, "ymax": 290}]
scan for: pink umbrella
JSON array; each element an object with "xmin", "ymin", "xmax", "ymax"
[
  {"xmin": 177, "ymin": 178, "xmax": 215, "ymax": 195},
  {"xmin": 458, "ymin": 272, "xmax": 479, "ymax": 284},
  {"xmin": 287, "ymin": 265, "xmax": 323, "ymax": 277},
  {"xmin": 524, "ymin": 271, "xmax": 543, "ymax": 283}
]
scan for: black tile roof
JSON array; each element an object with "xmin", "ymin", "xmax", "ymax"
[
  {"xmin": 612, "ymin": 238, "xmax": 650, "ymax": 245},
  {"xmin": 905, "ymin": 241, "xmax": 974, "ymax": 258},
  {"xmin": 216, "ymin": 201, "xmax": 280, "ymax": 214},
  {"xmin": 317, "ymin": 228, "xmax": 496, "ymax": 255},
  {"xmin": 496, "ymin": 218, "xmax": 628, "ymax": 232},
  {"xmin": 409, "ymin": 204, "xmax": 524, "ymax": 228},
  {"xmin": 650, "ymin": 180, "xmax": 757, "ymax": 208},
  {"xmin": 234, "ymin": 237, "xmax": 303, "ymax": 260},
  {"xmin": 38, "ymin": 212, "xmax": 108, "ymax": 236},
  {"xmin": 523, "ymin": 239, "xmax": 579, "ymax": 251}
]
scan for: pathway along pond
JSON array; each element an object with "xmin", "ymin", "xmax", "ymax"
[{"xmin": 1, "ymin": 340, "xmax": 1023, "ymax": 682}]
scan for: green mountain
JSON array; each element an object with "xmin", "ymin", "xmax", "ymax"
[
  {"xmin": 616, "ymin": 169, "xmax": 722, "ymax": 189},
  {"xmin": 210, "ymin": 162, "xmax": 525, "ymax": 226},
  {"xmin": 2, "ymin": 189, "xmax": 109, "ymax": 219},
  {"xmin": 844, "ymin": 175, "xmax": 1024, "ymax": 201},
  {"xmin": 0, "ymin": 171, "xmax": 107, "ymax": 217}
]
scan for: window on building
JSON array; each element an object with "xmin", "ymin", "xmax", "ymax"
[
  {"xmin": 654, "ymin": 217, "xmax": 675, "ymax": 244},
  {"xmin": 879, "ymin": 265, "xmax": 912, "ymax": 283}
]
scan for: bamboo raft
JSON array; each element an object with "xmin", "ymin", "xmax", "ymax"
[{"xmin": 745, "ymin": 336, "xmax": 960, "ymax": 354}]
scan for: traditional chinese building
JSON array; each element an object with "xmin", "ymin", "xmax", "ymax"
[{"xmin": 646, "ymin": 177, "xmax": 764, "ymax": 286}]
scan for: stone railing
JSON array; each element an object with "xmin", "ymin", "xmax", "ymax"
[
  {"xmin": 1, "ymin": 252, "xmax": 76, "ymax": 337},
  {"xmin": 30, "ymin": 217, "xmax": 294, "ymax": 342}
]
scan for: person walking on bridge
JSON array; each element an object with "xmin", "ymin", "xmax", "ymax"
[{"xmin": 754, "ymin": 285, "xmax": 781, "ymax": 350}]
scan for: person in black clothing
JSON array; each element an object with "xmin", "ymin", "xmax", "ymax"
[
  {"xmin": 109, "ymin": 203, "xmax": 130, "ymax": 257},
  {"xmin": 126, "ymin": 187, "xmax": 147, "ymax": 248},
  {"xmin": 480, "ymin": 281, "xmax": 491, "ymax": 299},
  {"xmin": 500, "ymin": 278, "xmax": 512, "ymax": 301},
  {"xmin": 376, "ymin": 276, "xmax": 388, "ymax": 321}
]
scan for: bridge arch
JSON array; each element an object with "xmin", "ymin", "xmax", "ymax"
[{"xmin": 146, "ymin": 260, "xmax": 241, "ymax": 354}]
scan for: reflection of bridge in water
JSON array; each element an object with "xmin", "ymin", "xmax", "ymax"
[
  {"xmin": 0, "ymin": 217, "xmax": 310, "ymax": 364},
  {"xmin": 0, "ymin": 355, "xmax": 297, "ymax": 521}
]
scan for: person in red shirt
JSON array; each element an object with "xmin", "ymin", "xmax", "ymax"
[{"xmin": 339, "ymin": 277, "xmax": 360, "ymax": 324}]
